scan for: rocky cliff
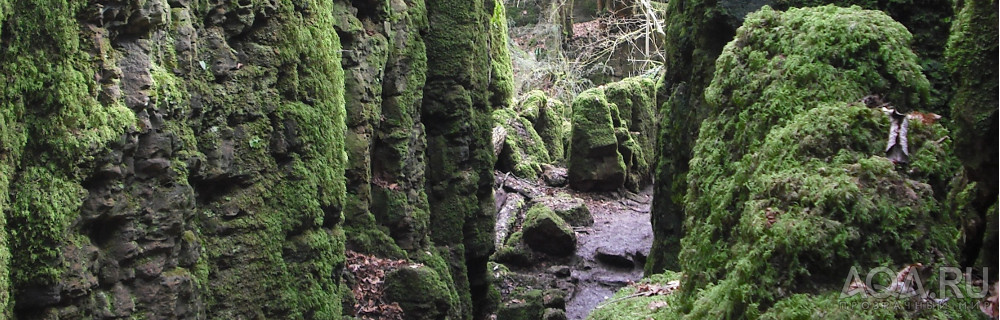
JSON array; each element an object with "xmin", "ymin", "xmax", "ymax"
[{"xmin": 0, "ymin": 0, "xmax": 507, "ymax": 318}]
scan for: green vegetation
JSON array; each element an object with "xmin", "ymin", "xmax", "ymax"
[
  {"xmin": 609, "ymin": 6, "xmax": 980, "ymax": 319},
  {"xmin": 587, "ymin": 272, "xmax": 682, "ymax": 320},
  {"xmin": 650, "ymin": 0, "xmax": 959, "ymax": 275},
  {"xmin": 189, "ymin": 1, "xmax": 349, "ymax": 317},
  {"xmin": 495, "ymin": 108, "xmax": 552, "ymax": 179},
  {"xmin": 524, "ymin": 90, "xmax": 569, "ymax": 162},
  {"xmin": 1, "ymin": 3, "xmax": 133, "ymax": 316},
  {"xmin": 944, "ymin": 0, "xmax": 999, "ymax": 272},
  {"xmin": 568, "ymin": 88, "xmax": 627, "ymax": 190},
  {"xmin": 384, "ymin": 265, "xmax": 459, "ymax": 319},
  {"xmin": 498, "ymin": 289, "xmax": 544, "ymax": 319}
]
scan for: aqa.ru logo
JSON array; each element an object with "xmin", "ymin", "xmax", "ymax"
[{"xmin": 840, "ymin": 263, "xmax": 991, "ymax": 300}]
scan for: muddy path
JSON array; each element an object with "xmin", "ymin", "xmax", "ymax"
[{"xmin": 491, "ymin": 170, "xmax": 653, "ymax": 319}]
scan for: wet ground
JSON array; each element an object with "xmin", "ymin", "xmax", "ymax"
[{"xmin": 566, "ymin": 187, "xmax": 653, "ymax": 319}]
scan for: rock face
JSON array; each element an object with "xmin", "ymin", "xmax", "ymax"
[
  {"xmin": 568, "ymin": 77, "xmax": 656, "ymax": 192},
  {"xmin": 667, "ymin": 6, "xmax": 980, "ymax": 318},
  {"xmin": 946, "ymin": 0, "xmax": 999, "ymax": 271},
  {"xmin": 2, "ymin": 1, "xmax": 350, "ymax": 317},
  {"xmin": 649, "ymin": 0, "xmax": 958, "ymax": 274},
  {"xmin": 0, "ymin": 0, "xmax": 511, "ymax": 318},
  {"xmin": 423, "ymin": 0, "xmax": 504, "ymax": 317}
]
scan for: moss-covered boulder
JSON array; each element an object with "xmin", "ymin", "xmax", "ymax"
[
  {"xmin": 567, "ymin": 78, "xmax": 656, "ymax": 192},
  {"xmin": 604, "ymin": 77, "xmax": 657, "ymax": 164},
  {"xmin": 649, "ymin": 0, "xmax": 958, "ymax": 274},
  {"xmin": 493, "ymin": 231, "xmax": 535, "ymax": 267},
  {"xmin": 495, "ymin": 108, "xmax": 552, "ymax": 179},
  {"xmin": 498, "ymin": 289, "xmax": 545, "ymax": 320},
  {"xmin": 568, "ymin": 89, "xmax": 628, "ymax": 191},
  {"xmin": 532, "ymin": 194, "xmax": 593, "ymax": 227},
  {"xmin": 384, "ymin": 265, "xmax": 458, "ymax": 320},
  {"xmin": 522, "ymin": 204, "xmax": 576, "ymax": 257},
  {"xmin": 523, "ymin": 90, "xmax": 569, "ymax": 162},
  {"xmin": 671, "ymin": 6, "xmax": 978, "ymax": 318}
]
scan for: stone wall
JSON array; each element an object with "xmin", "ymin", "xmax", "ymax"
[{"xmin": 0, "ymin": 0, "xmax": 510, "ymax": 318}]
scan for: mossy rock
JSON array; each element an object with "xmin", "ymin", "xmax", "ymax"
[
  {"xmin": 384, "ymin": 265, "xmax": 456, "ymax": 320},
  {"xmin": 947, "ymin": 0, "xmax": 998, "ymax": 180},
  {"xmin": 649, "ymin": 0, "xmax": 956, "ymax": 275},
  {"xmin": 490, "ymin": 0, "xmax": 515, "ymax": 109},
  {"xmin": 520, "ymin": 90, "xmax": 547, "ymax": 122},
  {"xmin": 494, "ymin": 108, "xmax": 552, "ymax": 179},
  {"xmin": 586, "ymin": 272, "xmax": 682, "ymax": 320},
  {"xmin": 498, "ymin": 289, "xmax": 544, "ymax": 320},
  {"xmin": 493, "ymin": 231, "xmax": 534, "ymax": 267},
  {"xmin": 532, "ymin": 194, "xmax": 592, "ymax": 227},
  {"xmin": 522, "ymin": 90, "xmax": 568, "ymax": 162},
  {"xmin": 604, "ymin": 77, "xmax": 657, "ymax": 162},
  {"xmin": 522, "ymin": 204, "xmax": 576, "ymax": 257},
  {"xmin": 542, "ymin": 308, "xmax": 568, "ymax": 320},
  {"xmin": 672, "ymin": 5, "xmax": 972, "ymax": 318},
  {"xmin": 568, "ymin": 89, "xmax": 627, "ymax": 191}
]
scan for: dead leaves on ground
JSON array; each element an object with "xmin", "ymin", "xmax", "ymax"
[
  {"xmin": 630, "ymin": 279, "xmax": 680, "ymax": 297},
  {"xmin": 596, "ymin": 279, "xmax": 680, "ymax": 310},
  {"xmin": 980, "ymin": 281, "xmax": 999, "ymax": 318},
  {"xmin": 346, "ymin": 250, "xmax": 421, "ymax": 319}
]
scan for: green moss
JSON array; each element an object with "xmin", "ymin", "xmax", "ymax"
[
  {"xmin": 423, "ymin": 0, "xmax": 497, "ymax": 317},
  {"xmin": 498, "ymin": 289, "xmax": 544, "ymax": 320},
  {"xmin": 760, "ymin": 284, "xmax": 988, "ymax": 319},
  {"xmin": 523, "ymin": 205, "xmax": 573, "ymax": 238},
  {"xmin": 587, "ymin": 272, "xmax": 682, "ymax": 320},
  {"xmin": 8, "ymin": 166, "xmax": 85, "ymax": 286},
  {"xmin": 522, "ymin": 90, "xmax": 568, "ymax": 162},
  {"xmin": 568, "ymin": 88, "xmax": 626, "ymax": 191},
  {"xmin": 384, "ymin": 265, "xmax": 457, "ymax": 320},
  {"xmin": 493, "ymin": 231, "xmax": 533, "ymax": 267},
  {"xmin": 649, "ymin": 0, "xmax": 957, "ymax": 275},
  {"xmin": 191, "ymin": 1, "xmax": 349, "ymax": 318},
  {"xmin": 604, "ymin": 77, "xmax": 657, "ymax": 162},
  {"xmin": 946, "ymin": 0, "xmax": 998, "ymax": 204},
  {"xmin": 490, "ymin": 0, "xmax": 515, "ymax": 109},
  {"xmin": 494, "ymin": 108, "xmax": 552, "ymax": 179},
  {"xmin": 667, "ymin": 6, "xmax": 966, "ymax": 318},
  {"xmin": 520, "ymin": 90, "xmax": 545, "ymax": 121},
  {"xmin": 0, "ymin": 2, "xmax": 134, "ymax": 309}
]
